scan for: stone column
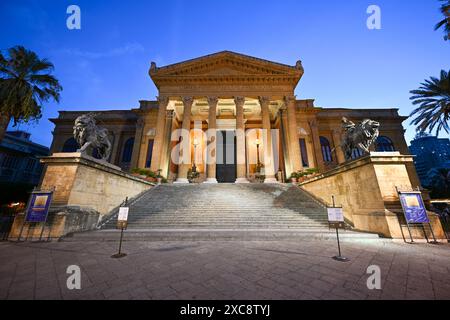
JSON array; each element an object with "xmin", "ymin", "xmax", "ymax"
[
  {"xmin": 204, "ymin": 97, "xmax": 219, "ymax": 183},
  {"xmin": 234, "ymin": 96, "xmax": 249, "ymax": 183},
  {"xmin": 332, "ymin": 128, "xmax": 346, "ymax": 164},
  {"xmin": 309, "ymin": 119, "xmax": 326, "ymax": 172},
  {"xmin": 279, "ymin": 107, "xmax": 292, "ymax": 180},
  {"xmin": 259, "ymin": 96, "xmax": 277, "ymax": 183},
  {"xmin": 160, "ymin": 110, "xmax": 175, "ymax": 178},
  {"xmin": 110, "ymin": 131, "xmax": 121, "ymax": 165},
  {"xmin": 150, "ymin": 96, "xmax": 170, "ymax": 172},
  {"xmin": 285, "ymin": 96, "xmax": 303, "ymax": 173},
  {"xmin": 130, "ymin": 117, "xmax": 144, "ymax": 170},
  {"xmin": 174, "ymin": 97, "xmax": 193, "ymax": 183}
]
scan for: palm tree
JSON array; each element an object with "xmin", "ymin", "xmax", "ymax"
[
  {"xmin": 0, "ymin": 46, "xmax": 62, "ymax": 142},
  {"xmin": 409, "ymin": 70, "xmax": 450, "ymax": 135},
  {"xmin": 435, "ymin": 0, "xmax": 450, "ymax": 40}
]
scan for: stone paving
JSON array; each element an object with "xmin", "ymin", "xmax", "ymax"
[{"xmin": 0, "ymin": 238, "xmax": 449, "ymax": 300}]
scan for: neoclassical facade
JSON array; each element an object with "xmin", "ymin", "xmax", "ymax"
[{"xmin": 50, "ymin": 51, "xmax": 414, "ymax": 184}]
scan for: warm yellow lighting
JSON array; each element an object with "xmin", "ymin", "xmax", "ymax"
[
  {"xmin": 255, "ymin": 139, "xmax": 261, "ymax": 146},
  {"xmin": 193, "ymin": 138, "xmax": 199, "ymax": 146}
]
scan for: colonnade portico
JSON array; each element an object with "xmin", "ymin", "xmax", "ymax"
[{"xmin": 149, "ymin": 95, "xmax": 304, "ymax": 184}]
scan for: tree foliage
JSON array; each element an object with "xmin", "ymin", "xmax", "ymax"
[
  {"xmin": 409, "ymin": 70, "xmax": 450, "ymax": 135},
  {"xmin": 0, "ymin": 46, "xmax": 62, "ymax": 126}
]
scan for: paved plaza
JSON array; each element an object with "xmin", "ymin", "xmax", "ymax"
[{"xmin": 0, "ymin": 238, "xmax": 449, "ymax": 300}]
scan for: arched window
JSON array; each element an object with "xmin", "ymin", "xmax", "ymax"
[
  {"xmin": 62, "ymin": 138, "xmax": 78, "ymax": 152},
  {"xmin": 320, "ymin": 136, "xmax": 333, "ymax": 162},
  {"xmin": 376, "ymin": 136, "xmax": 395, "ymax": 152},
  {"xmin": 121, "ymin": 138, "xmax": 134, "ymax": 163},
  {"xmin": 351, "ymin": 148, "xmax": 364, "ymax": 159}
]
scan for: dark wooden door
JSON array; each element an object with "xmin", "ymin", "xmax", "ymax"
[{"xmin": 216, "ymin": 131, "xmax": 237, "ymax": 183}]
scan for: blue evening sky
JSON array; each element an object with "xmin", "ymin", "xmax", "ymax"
[{"xmin": 1, "ymin": 0, "xmax": 449, "ymax": 147}]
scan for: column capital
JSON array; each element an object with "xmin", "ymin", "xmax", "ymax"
[
  {"xmin": 284, "ymin": 95, "xmax": 296, "ymax": 105},
  {"xmin": 258, "ymin": 96, "xmax": 271, "ymax": 108},
  {"xmin": 136, "ymin": 117, "xmax": 145, "ymax": 128},
  {"xmin": 332, "ymin": 128, "xmax": 342, "ymax": 136},
  {"xmin": 157, "ymin": 96, "xmax": 170, "ymax": 107},
  {"xmin": 308, "ymin": 119, "xmax": 318, "ymax": 128},
  {"xmin": 234, "ymin": 96, "xmax": 246, "ymax": 108},
  {"xmin": 207, "ymin": 96, "xmax": 219, "ymax": 107},
  {"xmin": 182, "ymin": 96, "xmax": 194, "ymax": 107}
]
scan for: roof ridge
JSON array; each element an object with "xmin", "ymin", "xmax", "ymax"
[{"xmin": 153, "ymin": 50, "xmax": 300, "ymax": 71}]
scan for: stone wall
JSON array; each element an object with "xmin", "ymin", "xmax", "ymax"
[
  {"xmin": 9, "ymin": 153, "xmax": 153, "ymax": 239},
  {"xmin": 300, "ymin": 152, "xmax": 446, "ymax": 240}
]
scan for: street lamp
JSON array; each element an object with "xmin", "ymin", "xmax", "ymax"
[
  {"xmin": 192, "ymin": 138, "xmax": 199, "ymax": 173},
  {"xmin": 255, "ymin": 138, "xmax": 262, "ymax": 173}
]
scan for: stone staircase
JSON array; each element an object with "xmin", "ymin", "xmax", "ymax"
[
  {"xmin": 63, "ymin": 184, "xmax": 380, "ymax": 241},
  {"xmin": 102, "ymin": 183, "xmax": 328, "ymax": 230}
]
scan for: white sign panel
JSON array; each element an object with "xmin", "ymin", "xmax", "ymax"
[
  {"xmin": 118, "ymin": 207, "xmax": 129, "ymax": 222},
  {"xmin": 327, "ymin": 207, "xmax": 344, "ymax": 222}
]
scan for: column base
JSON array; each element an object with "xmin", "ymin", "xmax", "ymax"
[
  {"xmin": 264, "ymin": 177, "xmax": 278, "ymax": 184},
  {"xmin": 235, "ymin": 178, "xmax": 250, "ymax": 184},
  {"xmin": 174, "ymin": 178, "xmax": 189, "ymax": 184},
  {"xmin": 203, "ymin": 178, "xmax": 218, "ymax": 184}
]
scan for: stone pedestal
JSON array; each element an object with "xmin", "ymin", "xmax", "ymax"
[
  {"xmin": 300, "ymin": 152, "xmax": 446, "ymax": 240},
  {"xmin": 264, "ymin": 177, "xmax": 279, "ymax": 184},
  {"xmin": 174, "ymin": 178, "xmax": 190, "ymax": 184},
  {"xmin": 235, "ymin": 177, "xmax": 251, "ymax": 184},
  {"xmin": 9, "ymin": 153, "xmax": 153, "ymax": 239}
]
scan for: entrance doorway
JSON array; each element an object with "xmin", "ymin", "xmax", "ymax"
[{"xmin": 216, "ymin": 130, "xmax": 237, "ymax": 183}]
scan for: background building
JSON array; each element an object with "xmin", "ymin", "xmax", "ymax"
[
  {"xmin": 0, "ymin": 131, "xmax": 49, "ymax": 204},
  {"xmin": 409, "ymin": 134, "xmax": 450, "ymax": 184}
]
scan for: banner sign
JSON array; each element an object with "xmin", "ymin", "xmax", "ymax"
[
  {"xmin": 25, "ymin": 192, "xmax": 53, "ymax": 223},
  {"xmin": 398, "ymin": 191, "xmax": 429, "ymax": 224},
  {"xmin": 117, "ymin": 207, "xmax": 129, "ymax": 229}
]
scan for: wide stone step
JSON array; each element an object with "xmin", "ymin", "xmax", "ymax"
[
  {"xmin": 63, "ymin": 229, "xmax": 380, "ymax": 242},
  {"xmin": 127, "ymin": 214, "xmax": 326, "ymax": 218}
]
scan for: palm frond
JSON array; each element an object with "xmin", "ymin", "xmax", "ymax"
[
  {"xmin": 435, "ymin": 0, "xmax": 450, "ymax": 40},
  {"xmin": 409, "ymin": 69, "xmax": 450, "ymax": 135},
  {"xmin": 0, "ymin": 45, "xmax": 62, "ymax": 125}
]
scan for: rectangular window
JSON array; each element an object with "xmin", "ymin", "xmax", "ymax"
[
  {"xmin": 299, "ymin": 139, "xmax": 309, "ymax": 167},
  {"xmin": 25, "ymin": 158, "xmax": 36, "ymax": 171},
  {"xmin": 145, "ymin": 139, "xmax": 154, "ymax": 168},
  {"xmin": 2, "ymin": 155, "xmax": 19, "ymax": 169}
]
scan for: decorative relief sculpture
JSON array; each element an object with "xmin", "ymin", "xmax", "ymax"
[
  {"xmin": 341, "ymin": 117, "xmax": 380, "ymax": 161},
  {"xmin": 73, "ymin": 113, "xmax": 112, "ymax": 161}
]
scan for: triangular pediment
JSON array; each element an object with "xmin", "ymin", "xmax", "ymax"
[{"xmin": 150, "ymin": 51, "xmax": 303, "ymax": 78}]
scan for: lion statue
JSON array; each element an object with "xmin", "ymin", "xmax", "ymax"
[
  {"xmin": 341, "ymin": 117, "xmax": 380, "ymax": 161},
  {"xmin": 73, "ymin": 113, "xmax": 112, "ymax": 161}
]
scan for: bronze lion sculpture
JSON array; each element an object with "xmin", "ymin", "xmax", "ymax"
[
  {"xmin": 73, "ymin": 113, "xmax": 112, "ymax": 161},
  {"xmin": 341, "ymin": 117, "xmax": 380, "ymax": 161}
]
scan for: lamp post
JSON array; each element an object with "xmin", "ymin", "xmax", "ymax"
[
  {"xmin": 192, "ymin": 138, "xmax": 199, "ymax": 173},
  {"xmin": 255, "ymin": 138, "xmax": 262, "ymax": 174}
]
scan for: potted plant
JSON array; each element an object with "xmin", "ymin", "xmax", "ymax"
[
  {"xmin": 297, "ymin": 171, "xmax": 307, "ymax": 183},
  {"xmin": 305, "ymin": 168, "xmax": 319, "ymax": 179},
  {"xmin": 131, "ymin": 168, "xmax": 160, "ymax": 182},
  {"xmin": 290, "ymin": 172, "xmax": 299, "ymax": 183},
  {"xmin": 156, "ymin": 169, "xmax": 163, "ymax": 184},
  {"xmin": 187, "ymin": 168, "xmax": 200, "ymax": 183},
  {"xmin": 131, "ymin": 168, "xmax": 147, "ymax": 180}
]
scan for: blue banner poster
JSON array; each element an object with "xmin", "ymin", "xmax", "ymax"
[
  {"xmin": 399, "ymin": 192, "xmax": 429, "ymax": 224},
  {"xmin": 25, "ymin": 192, "xmax": 53, "ymax": 223}
]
